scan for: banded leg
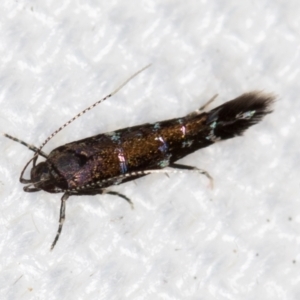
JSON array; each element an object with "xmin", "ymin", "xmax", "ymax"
[
  {"xmin": 169, "ymin": 163, "xmax": 213, "ymax": 188},
  {"xmin": 51, "ymin": 192, "xmax": 69, "ymax": 250},
  {"xmin": 103, "ymin": 190, "xmax": 134, "ymax": 209},
  {"xmin": 71, "ymin": 188, "xmax": 134, "ymax": 209}
]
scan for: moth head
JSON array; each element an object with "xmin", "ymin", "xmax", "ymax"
[{"xmin": 29, "ymin": 161, "xmax": 67, "ymax": 192}]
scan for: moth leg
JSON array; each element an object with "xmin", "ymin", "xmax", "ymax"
[
  {"xmin": 51, "ymin": 192, "xmax": 69, "ymax": 250},
  {"xmin": 71, "ymin": 188, "xmax": 134, "ymax": 209},
  {"xmin": 103, "ymin": 190, "xmax": 134, "ymax": 209},
  {"xmin": 188, "ymin": 94, "xmax": 218, "ymax": 117},
  {"xmin": 198, "ymin": 94, "xmax": 218, "ymax": 111},
  {"xmin": 169, "ymin": 163, "xmax": 214, "ymax": 188}
]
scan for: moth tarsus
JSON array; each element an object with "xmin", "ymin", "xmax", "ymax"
[{"xmin": 4, "ymin": 67, "xmax": 274, "ymax": 249}]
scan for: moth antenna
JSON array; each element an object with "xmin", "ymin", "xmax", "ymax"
[
  {"xmin": 37, "ymin": 64, "xmax": 151, "ymax": 152},
  {"xmin": 3, "ymin": 133, "xmax": 48, "ymax": 158},
  {"xmin": 21, "ymin": 64, "xmax": 151, "ymax": 181}
]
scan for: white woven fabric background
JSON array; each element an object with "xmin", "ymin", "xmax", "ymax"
[{"xmin": 0, "ymin": 1, "xmax": 299, "ymax": 299}]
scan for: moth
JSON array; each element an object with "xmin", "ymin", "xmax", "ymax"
[{"xmin": 4, "ymin": 65, "xmax": 274, "ymax": 249}]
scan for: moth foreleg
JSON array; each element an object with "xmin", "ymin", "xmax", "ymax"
[{"xmin": 51, "ymin": 192, "xmax": 69, "ymax": 250}]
